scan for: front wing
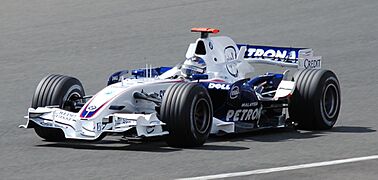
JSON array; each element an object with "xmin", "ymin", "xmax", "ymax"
[
  {"xmin": 21, "ymin": 107, "xmax": 239, "ymax": 140},
  {"xmin": 20, "ymin": 107, "xmax": 168, "ymax": 140}
]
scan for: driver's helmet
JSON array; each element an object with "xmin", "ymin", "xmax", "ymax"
[{"xmin": 181, "ymin": 56, "xmax": 206, "ymax": 77}]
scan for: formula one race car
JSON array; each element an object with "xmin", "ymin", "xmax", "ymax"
[{"xmin": 20, "ymin": 28, "xmax": 341, "ymax": 147}]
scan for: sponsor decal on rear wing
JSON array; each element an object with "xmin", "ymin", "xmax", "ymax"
[{"xmin": 236, "ymin": 44, "xmax": 321, "ymax": 69}]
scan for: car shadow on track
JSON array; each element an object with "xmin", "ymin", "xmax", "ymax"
[
  {"xmin": 36, "ymin": 137, "xmax": 250, "ymax": 152},
  {"xmin": 36, "ymin": 126, "xmax": 374, "ymax": 152},
  {"xmin": 208, "ymin": 127, "xmax": 322, "ymax": 143},
  {"xmin": 37, "ymin": 139, "xmax": 180, "ymax": 152},
  {"xmin": 208, "ymin": 125, "xmax": 376, "ymax": 143},
  {"xmin": 329, "ymin": 126, "xmax": 376, "ymax": 133}
]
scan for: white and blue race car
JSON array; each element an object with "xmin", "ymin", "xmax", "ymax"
[{"xmin": 20, "ymin": 28, "xmax": 341, "ymax": 147}]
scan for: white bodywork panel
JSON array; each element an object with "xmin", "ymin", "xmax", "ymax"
[
  {"xmin": 273, "ymin": 80, "xmax": 295, "ymax": 100},
  {"xmin": 211, "ymin": 118, "xmax": 235, "ymax": 134},
  {"xmin": 189, "ymin": 36, "xmax": 248, "ymax": 83}
]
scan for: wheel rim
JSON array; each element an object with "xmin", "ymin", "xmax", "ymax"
[
  {"xmin": 63, "ymin": 92, "xmax": 81, "ymax": 111},
  {"xmin": 321, "ymin": 83, "xmax": 339, "ymax": 120},
  {"xmin": 193, "ymin": 98, "xmax": 210, "ymax": 134}
]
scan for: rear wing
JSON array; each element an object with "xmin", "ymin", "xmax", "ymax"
[{"xmin": 236, "ymin": 44, "xmax": 321, "ymax": 69}]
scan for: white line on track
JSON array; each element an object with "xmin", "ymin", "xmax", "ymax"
[{"xmin": 177, "ymin": 155, "xmax": 378, "ymax": 180}]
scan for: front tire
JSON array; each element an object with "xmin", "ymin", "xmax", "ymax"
[
  {"xmin": 160, "ymin": 83, "xmax": 213, "ymax": 147},
  {"xmin": 31, "ymin": 74, "xmax": 85, "ymax": 141},
  {"xmin": 289, "ymin": 69, "xmax": 341, "ymax": 130}
]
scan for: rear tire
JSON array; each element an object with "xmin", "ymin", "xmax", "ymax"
[
  {"xmin": 31, "ymin": 74, "xmax": 85, "ymax": 141},
  {"xmin": 289, "ymin": 69, "xmax": 341, "ymax": 130},
  {"xmin": 160, "ymin": 83, "xmax": 213, "ymax": 147}
]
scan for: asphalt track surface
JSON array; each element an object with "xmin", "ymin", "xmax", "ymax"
[{"xmin": 1, "ymin": 0, "xmax": 378, "ymax": 179}]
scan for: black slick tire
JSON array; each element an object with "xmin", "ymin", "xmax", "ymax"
[
  {"xmin": 31, "ymin": 74, "xmax": 85, "ymax": 141},
  {"xmin": 289, "ymin": 69, "xmax": 341, "ymax": 130},
  {"xmin": 160, "ymin": 83, "xmax": 213, "ymax": 147}
]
